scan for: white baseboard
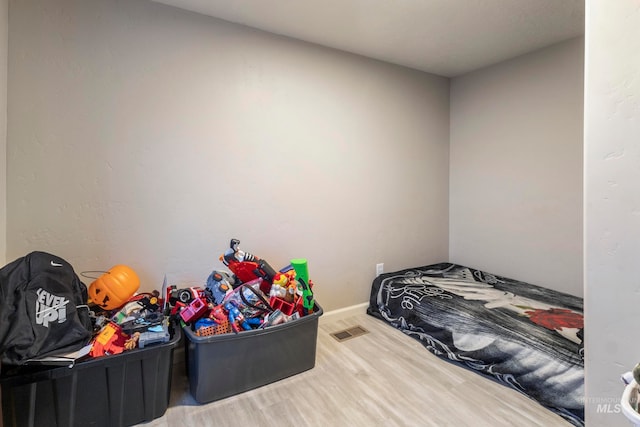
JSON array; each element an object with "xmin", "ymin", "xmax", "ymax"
[{"xmin": 319, "ymin": 302, "xmax": 369, "ymax": 323}]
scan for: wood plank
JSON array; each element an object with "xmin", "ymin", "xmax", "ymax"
[{"xmin": 138, "ymin": 310, "xmax": 573, "ymax": 426}]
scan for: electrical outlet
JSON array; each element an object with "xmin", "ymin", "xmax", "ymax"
[{"xmin": 376, "ymin": 263, "xmax": 384, "ymax": 277}]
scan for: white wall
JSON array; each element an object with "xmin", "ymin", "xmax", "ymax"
[
  {"xmin": 584, "ymin": 0, "xmax": 640, "ymax": 425},
  {"xmin": 449, "ymin": 38, "xmax": 584, "ymax": 297},
  {"xmin": 6, "ymin": 0, "xmax": 450, "ymax": 311}
]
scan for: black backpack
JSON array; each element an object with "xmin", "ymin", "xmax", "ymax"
[{"xmin": 0, "ymin": 251, "xmax": 93, "ymax": 365}]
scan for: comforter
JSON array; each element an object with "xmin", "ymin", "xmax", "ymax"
[{"xmin": 367, "ymin": 263, "xmax": 584, "ymax": 426}]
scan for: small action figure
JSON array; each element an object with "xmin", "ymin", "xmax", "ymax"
[
  {"xmin": 224, "ymin": 301, "xmax": 261, "ymax": 332},
  {"xmin": 208, "ymin": 304, "xmax": 227, "ymax": 324},
  {"xmin": 222, "ymin": 239, "xmax": 258, "ymax": 265},
  {"xmin": 219, "ymin": 238, "xmax": 277, "ymax": 294}
]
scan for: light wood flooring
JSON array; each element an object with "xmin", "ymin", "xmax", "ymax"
[{"xmin": 139, "ymin": 307, "xmax": 573, "ymax": 427}]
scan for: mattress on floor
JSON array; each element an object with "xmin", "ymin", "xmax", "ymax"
[{"xmin": 367, "ymin": 262, "xmax": 584, "ymax": 426}]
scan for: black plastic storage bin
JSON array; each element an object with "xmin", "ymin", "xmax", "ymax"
[
  {"xmin": 184, "ymin": 302, "xmax": 322, "ymax": 403},
  {"xmin": 0, "ymin": 324, "xmax": 181, "ymax": 427}
]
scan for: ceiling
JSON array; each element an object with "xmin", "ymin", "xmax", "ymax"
[{"xmin": 151, "ymin": 0, "xmax": 585, "ymax": 77}]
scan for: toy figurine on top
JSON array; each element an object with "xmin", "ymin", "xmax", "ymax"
[
  {"xmin": 223, "ymin": 238, "xmax": 257, "ymax": 264},
  {"xmin": 220, "ymin": 238, "xmax": 277, "ymax": 295}
]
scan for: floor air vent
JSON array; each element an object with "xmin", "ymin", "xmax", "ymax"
[{"xmin": 330, "ymin": 325, "xmax": 369, "ymax": 342}]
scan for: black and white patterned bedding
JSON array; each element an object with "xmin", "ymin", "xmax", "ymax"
[{"xmin": 367, "ymin": 263, "xmax": 584, "ymax": 426}]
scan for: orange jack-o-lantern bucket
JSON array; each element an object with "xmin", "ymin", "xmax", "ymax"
[{"xmin": 88, "ymin": 265, "xmax": 140, "ymax": 310}]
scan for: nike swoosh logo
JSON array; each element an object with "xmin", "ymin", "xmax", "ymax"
[{"xmin": 51, "ymin": 261, "xmax": 63, "ymax": 267}]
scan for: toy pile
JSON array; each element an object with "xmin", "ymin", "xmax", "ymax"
[
  {"xmin": 171, "ymin": 239, "xmax": 316, "ymax": 337},
  {"xmin": 82, "ymin": 238, "xmax": 316, "ymax": 357},
  {"xmin": 85, "ymin": 265, "xmax": 172, "ymax": 358}
]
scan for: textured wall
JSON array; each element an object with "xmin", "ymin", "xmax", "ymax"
[
  {"xmin": 6, "ymin": 0, "xmax": 450, "ymax": 311},
  {"xmin": 584, "ymin": 0, "xmax": 640, "ymax": 425},
  {"xmin": 450, "ymin": 38, "xmax": 584, "ymax": 297}
]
